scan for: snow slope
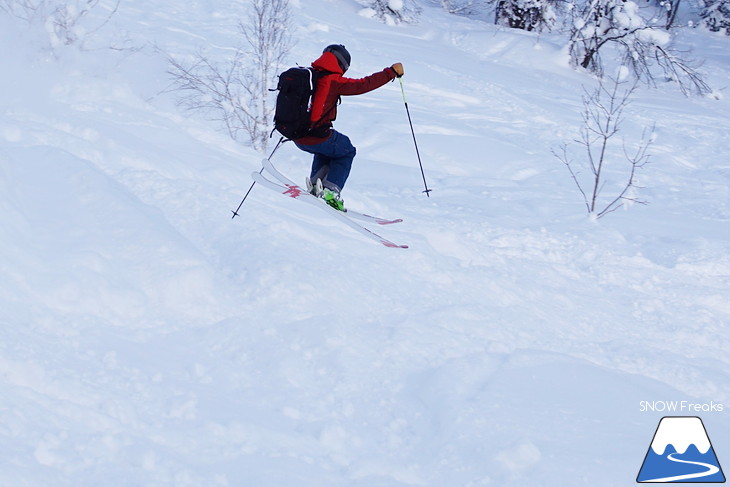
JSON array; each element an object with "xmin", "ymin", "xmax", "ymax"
[{"xmin": 1, "ymin": 1, "xmax": 729, "ymax": 486}]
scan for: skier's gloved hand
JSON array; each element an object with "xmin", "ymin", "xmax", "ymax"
[{"xmin": 391, "ymin": 63, "xmax": 404, "ymax": 78}]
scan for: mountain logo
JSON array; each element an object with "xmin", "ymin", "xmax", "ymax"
[{"xmin": 637, "ymin": 416, "xmax": 725, "ymax": 483}]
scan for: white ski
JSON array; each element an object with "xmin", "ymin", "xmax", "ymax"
[
  {"xmin": 260, "ymin": 158, "xmax": 403, "ymax": 226},
  {"xmin": 252, "ymin": 166, "xmax": 408, "ymax": 249}
]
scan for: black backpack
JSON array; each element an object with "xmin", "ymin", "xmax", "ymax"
[{"xmin": 272, "ymin": 67, "xmax": 320, "ymax": 140}]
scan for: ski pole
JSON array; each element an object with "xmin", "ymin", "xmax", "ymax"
[
  {"xmin": 231, "ymin": 137, "xmax": 286, "ymax": 219},
  {"xmin": 399, "ymin": 77, "xmax": 431, "ymax": 197}
]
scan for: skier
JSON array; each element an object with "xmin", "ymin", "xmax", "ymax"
[{"xmin": 293, "ymin": 44, "xmax": 404, "ymax": 211}]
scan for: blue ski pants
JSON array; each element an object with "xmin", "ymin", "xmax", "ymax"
[{"xmin": 295, "ymin": 130, "xmax": 356, "ymax": 191}]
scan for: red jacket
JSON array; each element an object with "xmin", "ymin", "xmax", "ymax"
[{"xmin": 294, "ymin": 51, "xmax": 397, "ymax": 145}]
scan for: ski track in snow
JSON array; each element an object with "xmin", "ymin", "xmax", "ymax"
[
  {"xmin": 643, "ymin": 453, "xmax": 721, "ymax": 482},
  {"xmin": 1, "ymin": 2, "xmax": 729, "ymax": 486}
]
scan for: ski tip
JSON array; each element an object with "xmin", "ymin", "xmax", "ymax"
[
  {"xmin": 383, "ymin": 241, "xmax": 409, "ymax": 249},
  {"xmin": 379, "ymin": 218, "xmax": 404, "ymax": 225},
  {"xmin": 353, "ymin": 212, "xmax": 403, "ymax": 225}
]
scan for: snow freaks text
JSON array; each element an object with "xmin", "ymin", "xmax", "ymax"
[{"xmin": 639, "ymin": 401, "xmax": 725, "ymax": 413}]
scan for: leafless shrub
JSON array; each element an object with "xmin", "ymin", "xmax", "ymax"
[
  {"xmin": 167, "ymin": 0, "xmax": 292, "ymax": 152},
  {"xmin": 554, "ymin": 76, "xmax": 654, "ymax": 219},
  {"xmin": 1, "ymin": 0, "xmax": 120, "ymax": 48}
]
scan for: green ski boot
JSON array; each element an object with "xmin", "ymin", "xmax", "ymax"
[{"xmin": 322, "ymin": 187, "xmax": 345, "ymax": 212}]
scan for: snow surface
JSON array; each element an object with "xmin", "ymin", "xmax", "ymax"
[{"xmin": 1, "ymin": 1, "xmax": 729, "ymax": 486}]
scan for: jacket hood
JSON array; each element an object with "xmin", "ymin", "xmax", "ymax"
[{"xmin": 311, "ymin": 52, "xmax": 344, "ymax": 75}]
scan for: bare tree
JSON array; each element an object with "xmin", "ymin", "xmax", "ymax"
[
  {"xmin": 1, "ymin": 0, "xmax": 120, "ymax": 48},
  {"xmin": 167, "ymin": 0, "xmax": 292, "ymax": 152},
  {"xmin": 167, "ymin": 50, "xmax": 253, "ymax": 144},
  {"xmin": 567, "ymin": 0, "xmax": 649, "ymax": 75},
  {"xmin": 553, "ymin": 76, "xmax": 653, "ymax": 219},
  {"xmin": 440, "ymin": 0, "xmax": 477, "ymax": 14},
  {"xmin": 660, "ymin": 0, "xmax": 681, "ymax": 29},
  {"xmin": 359, "ymin": 0, "xmax": 420, "ymax": 24},
  {"xmin": 47, "ymin": 0, "xmax": 121, "ymax": 47},
  {"xmin": 242, "ymin": 0, "xmax": 293, "ymax": 150},
  {"xmin": 701, "ymin": 0, "xmax": 730, "ymax": 34},
  {"xmin": 652, "ymin": 45, "xmax": 713, "ymax": 96},
  {"xmin": 495, "ymin": 0, "xmax": 559, "ymax": 31},
  {"xmin": 0, "ymin": 0, "xmax": 45, "ymax": 21}
]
